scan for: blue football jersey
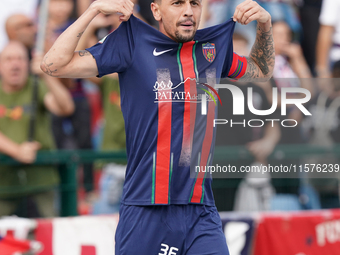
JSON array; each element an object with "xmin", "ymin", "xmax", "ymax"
[{"xmin": 87, "ymin": 15, "xmax": 247, "ymax": 206}]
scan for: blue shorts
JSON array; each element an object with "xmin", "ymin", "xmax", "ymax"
[{"xmin": 115, "ymin": 204, "xmax": 230, "ymax": 255}]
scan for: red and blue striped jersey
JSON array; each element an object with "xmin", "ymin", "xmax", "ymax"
[{"xmin": 87, "ymin": 15, "xmax": 247, "ymax": 205}]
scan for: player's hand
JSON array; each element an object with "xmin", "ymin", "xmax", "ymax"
[
  {"xmin": 280, "ymin": 43, "xmax": 304, "ymax": 59},
  {"xmin": 92, "ymin": 0, "xmax": 134, "ymax": 22},
  {"xmin": 14, "ymin": 142, "xmax": 41, "ymax": 164},
  {"xmin": 233, "ymin": 0, "xmax": 271, "ymax": 25}
]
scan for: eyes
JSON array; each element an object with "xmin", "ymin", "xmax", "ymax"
[{"xmin": 172, "ymin": 0, "xmax": 200, "ymax": 6}]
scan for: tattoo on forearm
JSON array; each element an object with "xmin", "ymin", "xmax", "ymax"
[
  {"xmin": 78, "ymin": 50, "xmax": 94, "ymax": 59},
  {"xmin": 77, "ymin": 31, "xmax": 84, "ymax": 38},
  {"xmin": 41, "ymin": 56, "xmax": 58, "ymax": 77},
  {"xmin": 242, "ymin": 25, "xmax": 275, "ymax": 81}
]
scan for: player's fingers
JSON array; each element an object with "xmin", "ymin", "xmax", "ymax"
[
  {"xmin": 233, "ymin": 9, "xmax": 239, "ymax": 22},
  {"xmin": 233, "ymin": 2, "xmax": 246, "ymax": 22},
  {"xmin": 234, "ymin": 0, "xmax": 254, "ymax": 24},
  {"xmin": 239, "ymin": 2, "xmax": 259, "ymax": 24},
  {"xmin": 125, "ymin": 0, "xmax": 134, "ymax": 12},
  {"xmin": 244, "ymin": 12, "xmax": 260, "ymax": 25},
  {"xmin": 115, "ymin": 1, "xmax": 130, "ymax": 17},
  {"xmin": 242, "ymin": 6, "xmax": 260, "ymax": 25},
  {"xmin": 118, "ymin": 5, "xmax": 131, "ymax": 21},
  {"xmin": 123, "ymin": 0, "xmax": 134, "ymax": 14},
  {"xmin": 239, "ymin": 1, "xmax": 258, "ymax": 24},
  {"xmin": 121, "ymin": 4, "xmax": 132, "ymax": 16},
  {"xmin": 124, "ymin": 2, "xmax": 134, "ymax": 15},
  {"xmin": 233, "ymin": 0, "xmax": 249, "ymax": 22}
]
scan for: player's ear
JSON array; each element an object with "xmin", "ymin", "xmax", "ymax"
[{"xmin": 151, "ymin": 2, "xmax": 161, "ymax": 21}]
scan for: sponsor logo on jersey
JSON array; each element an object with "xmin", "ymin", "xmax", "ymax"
[{"xmin": 153, "ymin": 78, "xmax": 220, "ymax": 105}]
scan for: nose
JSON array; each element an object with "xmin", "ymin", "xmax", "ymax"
[{"xmin": 183, "ymin": 1, "xmax": 193, "ymax": 17}]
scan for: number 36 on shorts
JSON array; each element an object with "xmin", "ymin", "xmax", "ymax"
[{"xmin": 159, "ymin": 243, "xmax": 179, "ymax": 255}]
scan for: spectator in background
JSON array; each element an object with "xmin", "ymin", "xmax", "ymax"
[
  {"xmin": 5, "ymin": 14, "xmax": 36, "ymax": 59},
  {"xmin": 46, "ymin": 0, "xmax": 75, "ymax": 39},
  {"xmin": 75, "ymin": 0, "xmax": 93, "ymax": 18},
  {"xmin": 299, "ymin": 61, "xmax": 340, "ymax": 209},
  {"xmin": 91, "ymin": 74, "xmax": 127, "ymax": 214},
  {"xmin": 201, "ymin": 0, "xmax": 228, "ymax": 28},
  {"xmin": 0, "ymin": 0, "xmax": 38, "ymax": 51},
  {"xmin": 135, "ymin": 0, "xmax": 158, "ymax": 27},
  {"xmin": 302, "ymin": 62, "xmax": 340, "ymax": 146},
  {"xmin": 77, "ymin": 13, "xmax": 127, "ymax": 214},
  {"xmin": 0, "ymin": 41, "xmax": 74, "ymax": 218},
  {"xmin": 225, "ymin": 0, "xmax": 257, "ymax": 45},
  {"xmin": 299, "ymin": 0, "xmax": 322, "ymax": 75},
  {"xmin": 257, "ymin": 0, "xmax": 302, "ymax": 39},
  {"xmin": 272, "ymin": 20, "xmax": 312, "ymax": 80},
  {"xmin": 216, "ymin": 33, "xmax": 280, "ymax": 162},
  {"xmin": 316, "ymin": 0, "xmax": 340, "ymax": 78},
  {"xmin": 213, "ymin": 33, "xmax": 280, "ymax": 212},
  {"xmin": 270, "ymin": 20, "xmax": 314, "ymax": 200},
  {"xmin": 46, "ymin": 0, "xmax": 95, "ymax": 199},
  {"xmin": 270, "ymin": 20, "xmax": 312, "ymax": 145},
  {"xmin": 223, "ymin": 0, "xmax": 301, "ymax": 46}
]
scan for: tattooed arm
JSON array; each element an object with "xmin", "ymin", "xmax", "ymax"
[
  {"xmin": 232, "ymin": 0, "xmax": 275, "ymax": 81},
  {"xmin": 41, "ymin": 0, "xmax": 133, "ymax": 78}
]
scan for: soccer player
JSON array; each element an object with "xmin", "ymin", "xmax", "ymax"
[{"xmin": 41, "ymin": 0, "xmax": 274, "ymax": 254}]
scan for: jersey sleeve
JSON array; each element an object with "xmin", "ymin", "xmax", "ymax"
[
  {"xmin": 86, "ymin": 16, "xmax": 139, "ymax": 77},
  {"xmin": 225, "ymin": 52, "xmax": 248, "ymax": 79}
]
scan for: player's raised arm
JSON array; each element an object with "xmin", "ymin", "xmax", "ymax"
[
  {"xmin": 233, "ymin": 0, "xmax": 275, "ymax": 81},
  {"xmin": 41, "ymin": 0, "xmax": 134, "ymax": 78}
]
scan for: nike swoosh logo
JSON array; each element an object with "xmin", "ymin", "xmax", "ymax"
[{"xmin": 153, "ymin": 48, "xmax": 173, "ymax": 56}]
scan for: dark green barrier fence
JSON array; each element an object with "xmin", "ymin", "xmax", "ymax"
[
  {"xmin": 0, "ymin": 150, "xmax": 127, "ymax": 216},
  {"xmin": 1, "ymin": 145, "xmax": 339, "ymax": 216}
]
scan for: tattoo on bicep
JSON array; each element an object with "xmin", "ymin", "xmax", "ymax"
[
  {"xmin": 41, "ymin": 56, "xmax": 58, "ymax": 77},
  {"xmin": 78, "ymin": 50, "xmax": 94, "ymax": 59},
  {"xmin": 77, "ymin": 31, "xmax": 84, "ymax": 38},
  {"xmin": 242, "ymin": 25, "xmax": 275, "ymax": 81}
]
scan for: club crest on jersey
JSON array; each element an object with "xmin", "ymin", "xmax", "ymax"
[{"xmin": 202, "ymin": 43, "xmax": 216, "ymax": 63}]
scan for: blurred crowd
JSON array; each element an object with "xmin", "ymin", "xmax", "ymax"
[{"xmin": 0, "ymin": 0, "xmax": 340, "ymax": 217}]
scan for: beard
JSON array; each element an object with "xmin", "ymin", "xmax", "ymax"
[
  {"xmin": 164, "ymin": 18, "xmax": 198, "ymax": 43},
  {"xmin": 174, "ymin": 29, "xmax": 196, "ymax": 43}
]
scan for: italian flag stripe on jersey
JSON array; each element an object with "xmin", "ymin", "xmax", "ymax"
[
  {"xmin": 190, "ymin": 91, "xmax": 215, "ymax": 203},
  {"xmin": 178, "ymin": 41, "xmax": 198, "ymax": 171},
  {"xmin": 154, "ymin": 69, "xmax": 173, "ymax": 204}
]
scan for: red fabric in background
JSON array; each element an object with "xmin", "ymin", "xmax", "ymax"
[
  {"xmin": 81, "ymin": 245, "xmax": 96, "ymax": 255},
  {"xmin": 0, "ymin": 235, "xmax": 31, "ymax": 255},
  {"xmin": 253, "ymin": 210, "xmax": 340, "ymax": 255},
  {"xmin": 35, "ymin": 219, "xmax": 53, "ymax": 255}
]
